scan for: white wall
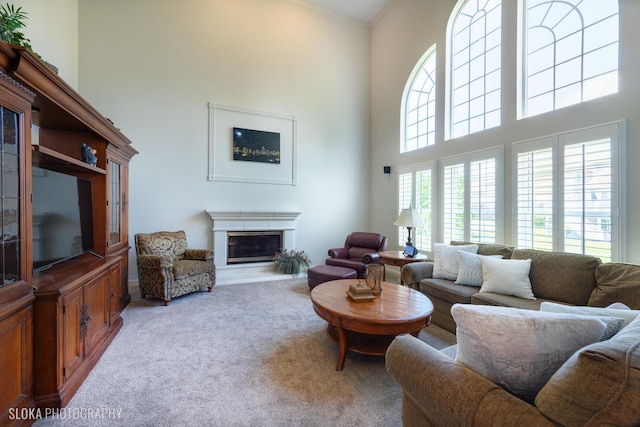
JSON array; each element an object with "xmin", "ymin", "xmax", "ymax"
[
  {"xmin": 77, "ymin": 0, "xmax": 372, "ymax": 279},
  {"xmin": 14, "ymin": 0, "xmax": 78, "ymax": 87},
  {"xmin": 371, "ymin": 0, "xmax": 640, "ymax": 263}
]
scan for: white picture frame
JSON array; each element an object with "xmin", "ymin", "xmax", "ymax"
[{"xmin": 208, "ymin": 103, "xmax": 297, "ymax": 185}]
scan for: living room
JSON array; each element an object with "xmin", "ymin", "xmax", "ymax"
[
  {"xmin": 3, "ymin": 0, "xmax": 640, "ymax": 425},
  {"xmin": 19, "ymin": 0, "xmax": 640, "ymax": 274}
]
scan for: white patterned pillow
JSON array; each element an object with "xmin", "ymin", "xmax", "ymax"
[
  {"xmin": 432, "ymin": 243, "xmax": 478, "ymax": 280},
  {"xmin": 455, "ymin": 251, "xmax": 503, "ymax": 287},
  {"xmin": 479, "ymin": 257, "xmax": 536, "ymax": 300},
  {"xmin": 451, "ymin": 304, "xmax": 622, "ymax": 403},
  {"xmin": 540, "ymin": 302, "xmax": 640, "ymax": 331}
]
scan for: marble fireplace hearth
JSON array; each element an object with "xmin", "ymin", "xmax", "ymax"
[{"xmin": 206, "ymin": 211, "xmax": 302, "ymax": 285}]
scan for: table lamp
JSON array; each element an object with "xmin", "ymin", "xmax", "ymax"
[{"xmin": 393, "ymin": 208, "xmax": 425, "ymax": 246}]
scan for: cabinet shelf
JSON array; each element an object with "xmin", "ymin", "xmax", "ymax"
[{"xmin": 32, "ymin": 145, "xmax": 106, "ymax": 175}]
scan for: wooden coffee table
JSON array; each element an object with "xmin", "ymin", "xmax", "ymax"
[{"xmin": 310, "ymin": 279, "xmax": 433, "ymax": 371}]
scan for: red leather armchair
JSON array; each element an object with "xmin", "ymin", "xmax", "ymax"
[{"xmin": 326, "ymin": 232, "xmax": 387, "ymax": 278}]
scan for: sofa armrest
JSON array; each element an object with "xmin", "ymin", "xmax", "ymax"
[
  {"xmin": 328, "ymin": 247, "xmax": 348, "ymax": 259},
  {"xmin": 401, "ymin": 262, "xmax": 434, "ymax": 288},
  {"xmin": 386, "ymin": 335, "xmax": 554, "ymax": 426},
  {"xmin": 184, "ymin": 249, "xmax": 214, "ymax": 261},
  {"xmin": 362, "ymin": 253, "xmax": 380, "ymax": 264}
]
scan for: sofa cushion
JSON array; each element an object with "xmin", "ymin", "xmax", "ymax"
[
  {"xmin": 590, "ymin": 262, "xmax": 640, "ymax": 309},
  {"xmin": 471, "ymin": 292, "xmax": 544, "ymax": 310},
  {"xmin": 346, "ymin": 232, "xmax": 384, "ymax": 250},
  {"xmin": 451, "ymin": 304, "xmax": 616, "ymax": 403},
  {"xmin": 433, "ymin": 243, "xmax": 478, "ymax": 280},
  {"xmin": 535, "ymin": 314, "xmax": 640, "ymax": 426},
  {"xmin": 326, "ymin": 258, "xmax": 367, "ymax": 273},
  {"xmin": 347, "ymin": 247, "xmax": 374, "ymax": 260},
  {"xmin": 540, "ymin": 301, "xmax": 640, "ymax": 329},
  {"xmin": 173, "ymin": 259, "xmax": 211, "ymax": 279},
  {"xmin": 455, "ymin": 251, "xmax": 503, "ymax": 287},
  {"xmin": 511, "ymin": 249, "xmax": 601, "ymax": 305},
  {"xmin": 479, "ymin": 257, "xmax": 536, "ymax": 300},
  {"xmin": 451, "ymin": 241, "xmax": 514, "ymax": 259},
  {"xmin": 420, "ymin": 278, "xmax": 479, "ymax": 305}
]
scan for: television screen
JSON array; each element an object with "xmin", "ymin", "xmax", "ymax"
[{"xmin": 32, "ymin": 166, "xmax": 94, "ymax": 271}]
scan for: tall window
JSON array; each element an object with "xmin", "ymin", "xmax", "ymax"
[
  {"xmin": 398, "ymin": 162, "xmax": 436, "ymax": 251},
  {"xmin": 401, "ymin": 45, "xmax": 437, "ymax": 152},
  {"xmin": 514, "ymin": 122, "xmax": 623, "ymax": 261},
  {"xmin": 521, "ymin": 0, "xmax": 619, "ymax": 118},
  {"xmin": 446, "ymin": 0, "xmax": 502, "ymax": 139},
  {"xmin": 470, "ymin": 157, "xmax": 497, "ymax": 242},
  {"xmin": 515, "ymin": 146, "xmax": 554, "ymax": 250},
  {"xmin": 442, "ymin": 148, "xmax": 502, "ymax": 243}
]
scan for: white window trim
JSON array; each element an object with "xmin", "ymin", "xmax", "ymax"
[
  {"xmin": 516, "ymin": 0, "xmax": 619, "ymax": 119},
  {"xmin": 401, "ymin": 44, "xmax": 437, "ymax": 153},
  {"xmin": 445, "ymin": 0, "xmax": 502, "ymax": 140},
  {"xmin": 440, "ymin": 146, "xmax": 504, "ymax": 243},
  {"xmin": 512, "ymin": 121, "xmax": 626, "ymax": 261},
  {"xmin": 444, "ymin": 0, "xmax": 467, "ymax": 141},
  {"xmin": 397, "ymin": 161, "xmax": 438, "ymax": 255}
]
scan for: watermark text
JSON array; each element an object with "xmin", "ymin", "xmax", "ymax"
[{"xmin": 9, "ymin": 407, "xmax": 123, "ymax": 421}]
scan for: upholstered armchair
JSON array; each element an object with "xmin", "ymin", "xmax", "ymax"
[
  {"xmin": 326, "ymin": 232, "xmax": 387, "ymax": 278},
  {"xmin": 134, "ymin": 230, "xmax": 215, "ymax": 305}
]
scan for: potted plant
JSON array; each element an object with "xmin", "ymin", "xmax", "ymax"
[
  {"xmin": 273, "ymin": 249, "xmax": 311, "ymax": 275},
  {"xmin": 0, "ymin": 3, "xmax": 33, "ymax": 50},
  {"xmin": 0, "ymin": 3, "xmax": 55, "ymax": 71}
]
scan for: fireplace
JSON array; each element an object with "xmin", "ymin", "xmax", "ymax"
[
  {"xmin": 206, "ymin": 211, "xmax": 301, "ymax": 284},
  {"xmin": 227, "ymin": 231, "xmax": 282, "ymax": 264}
]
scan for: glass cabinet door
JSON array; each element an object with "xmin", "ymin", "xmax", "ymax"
[
  {"xmin": 1, "ymin": 106, "xmax": 20, "ymax": 287},
  {"xmin": 109, "ymin": 159, "xmax": 121, "ymax": 246}
]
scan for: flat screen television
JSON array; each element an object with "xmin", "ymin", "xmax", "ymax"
[{"xmin": 32, "ymin": 166, "xmax": 95, "ymax": 272}]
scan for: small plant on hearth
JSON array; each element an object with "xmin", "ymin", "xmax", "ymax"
[{"xmin": 273, "ymin": 248, "xmax": 310, "ymax": 275}]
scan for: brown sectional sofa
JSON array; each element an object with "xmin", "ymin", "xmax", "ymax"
[
  {"xmin": 401, "ymin": 241, "xmax": 640, "ymax": 334},
  {"xmin": 386, "ymin": 315, "xmax": 640, "ymax": 426},
  {"xmin": 389, "ymin": 243, "xmax": 640, "ymax": 426}
]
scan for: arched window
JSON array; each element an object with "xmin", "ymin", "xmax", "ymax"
[
  {"xmin": 401, "ymin": 45, "xmax": 437, "ymax": 153},
  {"xmin": 446, "ymin": 0, "xmax": 502, "ymax": 140},
  {"xmin": 521, "ymin": 0, "xmax": 619, "ymax": 118}
]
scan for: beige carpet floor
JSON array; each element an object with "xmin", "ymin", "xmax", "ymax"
[{"xmin": 33, "ymin": 278, "xmax": 455, "ymax": 427}]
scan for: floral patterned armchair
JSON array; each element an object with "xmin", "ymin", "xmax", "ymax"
[{"xmin": 134, "ymin": 230, "xmax": 215, "ymax": 305}]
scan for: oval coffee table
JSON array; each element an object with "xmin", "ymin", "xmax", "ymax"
[{"xmin": 310, "ymin": 279, "xmax": 433, "ymax": 371}]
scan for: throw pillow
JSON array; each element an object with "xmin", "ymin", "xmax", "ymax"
[
  {"xmin": 455, "ymin": 251, "xmax": 503, "ymax": 287},
  {"xmin": 607, "ymin": 302, "xmax": 631, "ymax": 310},
  {"xmin": 432, "ymin": 243, "xmax": 479, "ymax": 280},
  {"xmin": 451, "ymin": 304, "xmax": 616, "ymax": 403},
  {"xmin": 479, "ymin": 257, "xmax": 536, "ymax": 300},
  {"xmin": 540, "ymin": 301, "xmax": 639, "ymax": 331}
]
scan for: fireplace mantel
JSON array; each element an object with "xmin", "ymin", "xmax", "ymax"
[
  {"xmin": 206, "ymin": 211, "xmax": 302, "ymax": 284},
  {"xmin": 207, "ymin": 211, "xmax": 301, "ymax": 224}
]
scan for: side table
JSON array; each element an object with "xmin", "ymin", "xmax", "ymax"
[{"xmin": 378, "ymin": 250, "xmax": 429, "ymax": 285}]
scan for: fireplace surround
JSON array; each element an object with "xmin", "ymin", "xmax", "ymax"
[{"xmin": 206, "ymin": 211, "xmax": 301, "ymax": 284}]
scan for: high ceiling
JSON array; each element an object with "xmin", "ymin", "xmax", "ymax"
[{"xmin": 300, "ymin": 0, "xmax": 392, "ymax": 23}]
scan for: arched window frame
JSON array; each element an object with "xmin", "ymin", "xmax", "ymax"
[
  {"xmin": 445, "ymin": 0, "xmax": 502, "ymax": 140},
  {"xmin": 400, "ymin": 44, "xmax": 437, "ymax": 153},
  {"xmin": 517, "ymin": 0, "xmax": 619, "ymax": 119}
]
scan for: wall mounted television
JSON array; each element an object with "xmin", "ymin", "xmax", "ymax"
[{"xmin": 32, "ymin": 166, "xmax": 95, "ymax": 272}]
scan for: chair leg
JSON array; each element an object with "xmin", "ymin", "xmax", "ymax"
[
  {"xmin": 208, "ymin": 286, "xmax": 213, "ymax": 292},
  {"xmin": 141, "ymin": 294, "xmax": 146, "ymax": 299},
  {"xmin": 164, "ymin": 300, "xmax": 170, "ymax": 306}
]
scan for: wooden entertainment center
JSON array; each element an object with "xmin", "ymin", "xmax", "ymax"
[{"xmin": 0, "ymin": 42, "xmax": 137, "ymax": 425}]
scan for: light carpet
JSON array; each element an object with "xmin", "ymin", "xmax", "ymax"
[{"xmin": 33, "ymin": 278, "xmax": 456, "ymax": 427}]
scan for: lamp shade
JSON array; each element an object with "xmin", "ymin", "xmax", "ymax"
[{"xmin": 393, "ymin": 208, "xmax": 425, "ymax": 229}]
